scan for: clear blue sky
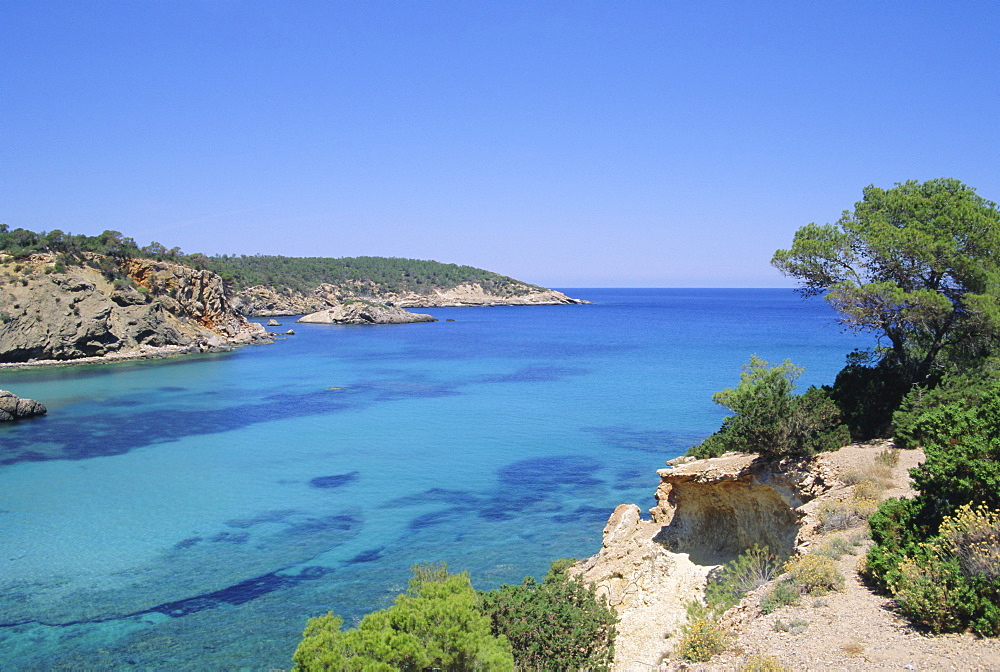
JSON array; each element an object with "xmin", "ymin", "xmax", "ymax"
[{"xmin": 3, "ymin": 1, "xmax": 998, "ymax": 287}]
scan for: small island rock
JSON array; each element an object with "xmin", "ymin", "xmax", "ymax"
[
  {"xmin": 297, "ymin": 302, "xmax": 437, "ymax": 325},
  {"xmin": 0, "ymin": 390, "xmax": 47, "ymax": 421},
  {"xmin": 267, "ymin": 319, "xmax": 281, "ymax": 326}
]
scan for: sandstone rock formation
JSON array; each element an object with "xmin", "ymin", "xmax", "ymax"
[
  {"xmin": 0, "ymin": 389, "xmax": 46, "ymax": 421},
  {"xmin": 0, "ymin": 254, "xmax": 270, "ymax": 364},
  {"xmin": 296, "ymin": 301, "xmax": 437, "ymax": 325},
  {"xmin": 574, "ymin": 452, "xmax": 830, "ymax": 670},
  {"xmin": 232, "ymin": 282, "xmax": 589, "ymax": 316}
]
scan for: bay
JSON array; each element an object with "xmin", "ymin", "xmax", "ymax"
[{"xmin": 0, "ymin": 288, "xmax": 867, "ymax": 670}]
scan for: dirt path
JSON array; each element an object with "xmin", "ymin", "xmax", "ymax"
[{"xmin": 649, "ymin": 444, "xmax": 1000, "ymax": 671}]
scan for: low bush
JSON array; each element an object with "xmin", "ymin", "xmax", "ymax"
[
  {"xmin": 783, "ymin": 555, "xmax": 845, "ymax": 595},
  {"xmin": 741, "ymin": 654, "xmax": 789, "ymax": 671},
  {"xmin": 813, "ymin": 534, "xmax": 864, "ymax": 561},
  {"xmin": 888, "ymin": 504, "xmax": 1000, "ymax": 636},
  {"xmin": 852, "ymin": 478, "xmax": 888, "ymax": 501},
  {"xmin": 940, "ymin": 503, "xmax": 1000, "ymax": 582},
  {"xmin": 675, "ymin": 618, "xmax": 729, "ymax": 662},
  {"xmin": 704, "ymin": 545, "xmax": 782, "ymax": 616},
  {"xmin": 875, "ymin": 448, "xmax": 900, "ymax": 468},
  {"xmin": 773, "ymin": 618, "xmax": 808, "ymax": 634},
  {"xmin": 759, "ymin": 580, "xmax": 800, "ymax": 614},
  {"xmin": 866, "ymin": 381, "xmax": 1000, "ymax": 636},
  {"xmin": 817, "ymin": 498, "xmax": 877, "ymax": 533},
  {"xmin": 689, "ymin": 356, "xmax": 849, "ymax": 458}
]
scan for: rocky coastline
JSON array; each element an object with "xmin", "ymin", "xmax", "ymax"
[
  {"xmin": 0, "ymin": 253, "xmax": 587, "ymax": 372},
  {"xmin": 0, "ymin": 253, "xmax": 271, "ymax": 367},
  {"xmin": 233, "ymin": 282, "xmax": 589, "ymax": 316},
  {"xmin": 576, "ymin": 444, "xmax": 1000, "ymax": 671}
]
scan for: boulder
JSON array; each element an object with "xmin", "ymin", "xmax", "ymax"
[
  {"xmin": 267, "ymin": 319, "xmax": 281, "ymax": 326},
  {"xmin": 0, "ymin": 390, "xmax": 46, "ymax": 421}
]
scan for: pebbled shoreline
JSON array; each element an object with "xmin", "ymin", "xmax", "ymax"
[{"xmin": 0, "ymin": 342, "xmax": 255, "ymax": 369}]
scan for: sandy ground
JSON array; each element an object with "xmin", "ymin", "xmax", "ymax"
[{"xmin": 649, "ymin": 444, "xmax": 1000, "ymax": 671}]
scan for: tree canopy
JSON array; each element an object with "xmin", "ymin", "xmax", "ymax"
[
  {"xmin": 292, "ymin": 563, "xmax": 513, "ymax": 671},
  {"xmin": 687, "ymin": 356, "xmax": 848, "ymax": 458},
  {"xmin": 0, "ymin": 224, "xmax": 541, "ymax": 297},
  {"xmin": 479, "ymin": 558, "xmax": 617, "ymax": 671},
  {"xmin": 772, "ymin": 178, "xmax": 1000, "ymax": 386}
]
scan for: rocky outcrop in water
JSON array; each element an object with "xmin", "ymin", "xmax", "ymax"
[
  {"xmin": 0, "ymin": 389, "xmax": 46, "ymax": 421},
  {"xmin": 296, "ymin": 302, "xmax": 437, "ymax": 325},
  {"xmin": 0, "ymin": 254, "xmax": 270, "ymax": 364},
  {"xmin": 232, "ymin": 282, "xmax": 588, "ymax": 316}
]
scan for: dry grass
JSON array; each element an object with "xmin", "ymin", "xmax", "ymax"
[{"xmin": 841, "ymin": 642, "xmax": 865, "ymax": 656}]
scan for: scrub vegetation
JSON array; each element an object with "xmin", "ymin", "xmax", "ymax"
[
  {"xmin": 686, "ymin": 178, "xmax": 1000, "ymax": 641},
  {"xmin": 292, "ymin": 560, "xmax": 618, "ymax": 671}
]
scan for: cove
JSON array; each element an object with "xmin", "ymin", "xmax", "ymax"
[{"xmin": 0, "ymin": 289, "xmax": 867, "ymax": 669}]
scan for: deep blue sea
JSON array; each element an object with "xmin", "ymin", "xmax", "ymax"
[{"xmin": 0, "ymin": 289, "xmax": 867, "ymax": 670}]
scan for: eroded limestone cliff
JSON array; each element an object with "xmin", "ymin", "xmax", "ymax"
[
  {"xmin": 0, "ymin": 254, "xmax": 270, "ymax": 364},
  {"xmin": 575, "ymin": 452, "xmax": 834, "ymax": 670}
]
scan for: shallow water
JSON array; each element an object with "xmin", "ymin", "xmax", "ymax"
[{"xmin": 0, "ymin": 288, "xmax": 867, "ymax": 669}]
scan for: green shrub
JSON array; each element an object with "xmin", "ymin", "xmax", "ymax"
[
  {"xmin": 875, "ymin": 448, "xmax": 900, "ymax": 468},
  {"xmin": 863, "ymin": 496, "xmax": 925, "ymax": 591},
  {"xmin": 827, "ymin": 353, "xmax": 910, "ymax": 440},
  {"xmin": 688, "ymin": 356, "xmax": 849, "ymax": 458},
  {"xmin": 813, "ymin": 535, "xmax": 864, "ymax": 561},
  {"xmin": 759, "ymin": 580, "xmax": 800, "ymax": 614},
  {"xmin": 675, "ymin": 618, "xmax": 728, "ymax": 662},
  {"xmin": 479, "ymin": 559, "xmax": 617, "ymax": 671},
  {"xmin": 704, "ymin": 545, "xmax": 782, "ymax": 616},
  {"xmin": 893, "ymin": 370, "xmax": 1000, "ymax": 450},
  {"xmin": 889, "ymin": 504, "xmax": 1000, "ymax": 636},
  {"xmin": 773, "ymin": 618, "xmax": 808, "ymax": 634},
  {"xmin": 292, "ymin": 563, "xmax": 513, "ymax": 671}
]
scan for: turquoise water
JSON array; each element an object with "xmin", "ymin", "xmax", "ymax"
[{"xmin": 0, "ymin": 289, "xmax": 866, "ymax": 670}]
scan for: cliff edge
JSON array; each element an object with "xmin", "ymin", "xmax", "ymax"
[
  {"xmin": 0, "ymin": 254, "xmax": 270, "ymax": 365},
  {"xmin": 575, "ymin": 451, "xmax": 827, "ymax": 669},
  {"xmin": 579, "ymin": 444, "xmax": 1000, "ymax": 671}
]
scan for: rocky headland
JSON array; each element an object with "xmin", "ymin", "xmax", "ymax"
[
  {"xmin": 232, "ymin": 282, "xmax": 588, "ymax": 316},
  {"xmin": 296, "ymin": 301, "xmax": 437, "ymax": 325},
  {"xmin": 577, "ymin": 444, "xmax": 1000, "ymax": 671},
  {"xmin": 0, "ymin": 253, "xmax": 270, "ymax": 366}
]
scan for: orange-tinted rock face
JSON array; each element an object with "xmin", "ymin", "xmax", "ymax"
[{"xmin": 0, "ymin": 254, "xmax": 269, "ymax": 363}]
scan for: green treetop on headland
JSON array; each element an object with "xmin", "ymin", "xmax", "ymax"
[
  {"xmin": 772, "ymin": 178, "xmax": 1000, "ymax": 387},
  {"xmin": 201, "ymin": 254, "xmax": 543, "ymax": 296},
  {"xmin": 0, "ymin": 225, "xmax": 542, "ymax": 296}
]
